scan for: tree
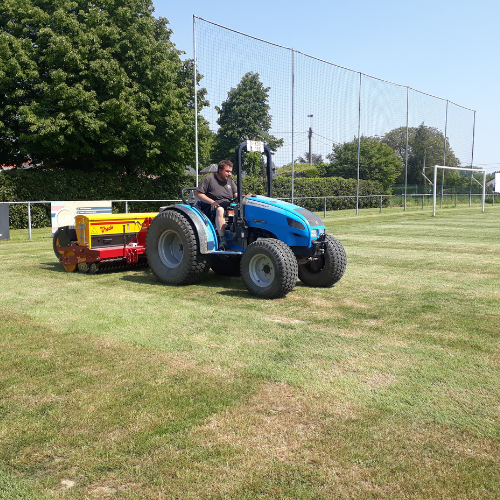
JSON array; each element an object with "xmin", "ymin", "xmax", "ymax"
[
  {"xmin": 322, "ymin": 136, "xmax": 403, "ymax": 190},
  {"xmin": 0, "ymin": 0, "xmax": 205, "ymax": 175},
  {"xmin": 212, "ymin": 72, "xmax": 283, "ymax": 174},
  {"xmin": 382, "ymin": 124, "xmax": 461, "ymax": 184},
  {"xmin": 297, "ymin": 153, "xmax": 323, "ymax": 165}
]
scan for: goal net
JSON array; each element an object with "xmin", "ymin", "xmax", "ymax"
[{"xmin": 430, "ymin": 165, "xmax": 486, "ymax": 216}]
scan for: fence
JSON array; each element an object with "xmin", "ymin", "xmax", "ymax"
[
  {"xmin": 3, "ymin": 193, "xmax": 496, "ymax": 240},
  {"xmin": 193, "ymin": 17, "xmax": 476, "ymax": 213}
]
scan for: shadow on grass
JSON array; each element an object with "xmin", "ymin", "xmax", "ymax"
[
  {"xmin": 40, "ymin": 261, "xmax": 68, "ymax": 273},
  {"xmin": 120, "ymin": 271, "xmax": 251, "ymax": 297}
]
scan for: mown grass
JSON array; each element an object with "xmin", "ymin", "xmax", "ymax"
[{"xmin": 1, "ymin": 205, "xmax": 499, "ymax": 499}]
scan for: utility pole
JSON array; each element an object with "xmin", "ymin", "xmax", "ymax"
[{"xmin": 307, "ymin": 114, "xmax": 313, "ymax": 164}]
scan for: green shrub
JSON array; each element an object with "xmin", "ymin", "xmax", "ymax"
[{"xmin": 1, "ymin": 169, "xmax": 387, "ymax": 228}]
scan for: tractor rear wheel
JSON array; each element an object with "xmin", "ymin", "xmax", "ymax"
[
  {"xmin": 146, "ymin": 210, "xmax": 210, "ymax": 285},
  {"xmin": 298, "ymin": 234, "xmax": 346, "ymax": 287},
  {"xmin": 241, "ymin": 239, "xmax": 298, "ymax": 299},
  {"xmin": 211, "ymin": 254, "xmax": 241, "ymax": 277}
]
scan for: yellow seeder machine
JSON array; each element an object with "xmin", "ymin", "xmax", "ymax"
[{"xmin": 53, "ymin": 212, "xmax": 158, "ymax": 273}]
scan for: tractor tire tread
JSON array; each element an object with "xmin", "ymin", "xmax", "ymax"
[
  {"xmin": 298, "ymin": 234, "xmax": 346, "ymax": 287},
  {"xmin": 146, "ymin": 210, "xmax": 210, "ymax": 285},
  {"xmin": 241, "ymin": 238, "xmax": 298, "ymax": 299}
]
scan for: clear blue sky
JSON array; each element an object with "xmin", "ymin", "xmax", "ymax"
[{"xmin": 153, "ymin": 0, "xmax": 499, "ymax": 171}]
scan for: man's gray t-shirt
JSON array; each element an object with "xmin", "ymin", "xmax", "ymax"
[{"xmin": 197, "ymin": 173, "xmax": 237, "ymax": 204}]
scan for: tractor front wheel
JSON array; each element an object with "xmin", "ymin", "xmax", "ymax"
[
  {"xmin": 146, "ymin": 210, "xmax": 210, "ymax": 285},
  {"xmin": 241, "ymin": 239, "xmax": 298, "ymax": 299},
  {"xmin": 298, "ymin": 234, "xmax": 346, "ymax": 287}
]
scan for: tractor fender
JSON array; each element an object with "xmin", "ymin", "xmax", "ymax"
[{"xmin": 159, "ymin": 204, "xmax": 217, "ymax": 254}]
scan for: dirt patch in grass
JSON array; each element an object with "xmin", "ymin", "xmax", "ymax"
[
  {"xmin": 192, "ymin": 381, "xmax": 359, "ymax": 461},
  {"xmin": 265, "ymin": 317, "xmax": 305, "ymax": 325}
]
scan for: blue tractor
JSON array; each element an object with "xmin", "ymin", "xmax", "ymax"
[{"xmin": 145, "ymin": 142, "xmax": 346, "ymax": 299}]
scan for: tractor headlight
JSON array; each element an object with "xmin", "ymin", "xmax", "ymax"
[{"xmin": 286, "ymin": 217, "xmax": 305, "ymax": 230}]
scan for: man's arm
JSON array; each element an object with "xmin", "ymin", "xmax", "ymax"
[{"xmin": 195, "ymin": 190, "xmax": 220, "ymax": 210}]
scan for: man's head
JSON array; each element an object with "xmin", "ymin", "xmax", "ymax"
[{"xmin": 217, "ymin": 160, "xmax": 233, "ymax": 182}]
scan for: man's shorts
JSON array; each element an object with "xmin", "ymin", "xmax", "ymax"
[{"xmin": 198, "ymin": 200, "xmax": 230, "ymax": 220}]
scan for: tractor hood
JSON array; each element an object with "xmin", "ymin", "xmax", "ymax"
[{"xmin": 245, "ymin": 195, "xmax": 325, "ymax": 248}]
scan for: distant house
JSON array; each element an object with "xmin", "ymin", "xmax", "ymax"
[
  {"xmin": 0, "ymin": 161, "xmax": 34, "ymax": 172},
  {"xmin": 200, "ymin": 164, "xmax": 218, "ymax": 174}
]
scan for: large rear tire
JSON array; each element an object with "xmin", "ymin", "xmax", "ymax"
[
  {"xmin": 146, "ymin": 210, "xmax": 210, "ymax": 285},
  {"xmin": 298, "ymin": 234, "xmax": 346, "ymax": 287},
  {"xmin": 210, "ymin": 254, "xmax": 241, "ymax": 277},
  {"xmin": 53, "ymin": 226, "xmax": 77, "ymax": 259},
  {"xmin": 241, "ymin": 239, "xmax": 298, "ymax": 299}
]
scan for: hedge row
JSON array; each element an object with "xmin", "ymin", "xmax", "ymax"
[
  {"xmin": 1, "ymin": 169, "xmax": 388, "ymax": 229},
  {"xmin": 0, "ymin": 169, "xmax": 192, "ymax": 229},
  {"xmin": 243, "ymin": 176, "xmax": 389, "ymax": 212}
]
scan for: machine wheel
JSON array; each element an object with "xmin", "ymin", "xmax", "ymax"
[
  {"xmin": 146, "ymin": 210, "xmax": 210, "ymax": 285},
  {"xmin": 62, "ymin": 251, "xmax": 78, "ymax": 272},
  {"xmin": 53, "ymin": 226, "xmax": 77, "ymax": 259},
  {"xmin": 210, "ymin": 254, "xmax": 241, "ymax": 277},
  {"xmin": 298, "ymin": 234, "xmax": 346, "ymax": 287},
  {"xmin": 241, "ymin": 239, "xmax": 298, "ymax": 299}
]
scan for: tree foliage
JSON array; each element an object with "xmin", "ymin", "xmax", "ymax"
[
  {"xmin": 322, "ymin": 136, "xmax": 403, "ymax": 190},
  {"xmin": 297, "ymin": 152, "xmax": 323, "ymax": 165},
  {"xmin": 212, "ymin": 72, "xmax": 283, "ymax": 172},
  {"xmin": 382, "ymin": 124, "xmax": 461, "ymax": 184},
  {"xmin": 0, "ymin": 0, "xmax": 205, "ymax": 175}
]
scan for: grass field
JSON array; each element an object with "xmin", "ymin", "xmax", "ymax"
[{"xmin": 1, "ymin": 206, "xmax": 499, "ymax": 499}]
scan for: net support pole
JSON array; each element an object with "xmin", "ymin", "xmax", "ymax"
[
  {"xmin": 433, "ymin": 166, "xmax": 437, "ymax": 217},
  {"xmin": 404, "ymin": 87, "xmax": 409, "ymax": 211},
  {"xmin": 193, "ymin": 16, "xmax": 199, "ymax": 186},
  {"xmin": 356, "ymin": 72, "xmax": 362, "ymax": 215},
  {"xmin": 291, "ymin": 49, "xmax": 295, "ymax": 204}
]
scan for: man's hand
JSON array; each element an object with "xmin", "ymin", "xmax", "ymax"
[{"xmin": 210, "ymin": 200, "xmax": 220, "ymax": 210}]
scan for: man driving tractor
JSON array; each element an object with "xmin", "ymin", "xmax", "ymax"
[{"xmin": 195, "ymin": 160, "xmax": 237, "ymax": 248}]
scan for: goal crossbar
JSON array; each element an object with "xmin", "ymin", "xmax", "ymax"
[{"xmin": 430, "ymin": 165, "xmax": 486, "ymax": 216}]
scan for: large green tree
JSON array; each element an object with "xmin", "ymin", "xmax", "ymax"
[
  {"xmin": 0, "ymin": 0, "xmax": 204, "ymax": 175},
  {"xmin": 382, "ymin": 124, "xmax": 461, "ymax": 184},
  {"xmin": 322, "ymin": 136, "xmax": 403, "ymax": 190},
  {"xmin": 212, "ymin": 72, "xmax": 283, "ymax": 173}
]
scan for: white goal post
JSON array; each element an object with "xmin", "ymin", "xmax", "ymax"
[{"xmin": 431, "ymin": 165, "xmax": 486, "ymax": 216}]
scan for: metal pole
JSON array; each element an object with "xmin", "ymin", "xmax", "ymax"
[
  {"xmin": 482, "ymin": 171, "xmax": 486, "ymax": 212},
  {"xmin": 324, "ymin": 197, "xmax": 326, "ymax": 219},
  {"xmin": 193, "ymin": 16, "xmax": 199, "ymax": 187},
  {"xmin": 380, "ymin": 195, "xmax": 382, "ymax": 212},
  {"xmin": 441, "ymin": 100, "xmax": 448, "ymax": 209},
  {"xmin": 28, "ymin": 202, "xmax": 32, "ymax": 240},
  {"xmin": 291, "ymin": 49, "xmax": 295, "ymax": 204},
  {"xmin": 404, "ymin": 87, "xmax": 409, "ymax": 211},
  {"xmin": 125, "ymin": 201, "xmax": 128, "ymax": 213},
  {"xmin": 433, "ymin": 166, "xmax": 437, "ymax": 216},
  {"xmin": 308, "ymin": 127, "xmax": 312, "ymax": 164},
  {"xmin": 307, "ymin": 114, "xmax": 313, "ymax": 165},
  {"xmin": 469, "ymin": 110, "xmax": 476, "ymax": 207},
  {"xmin": 356, "ymin": 72, "xmax": 362, "ymax": 215}
]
